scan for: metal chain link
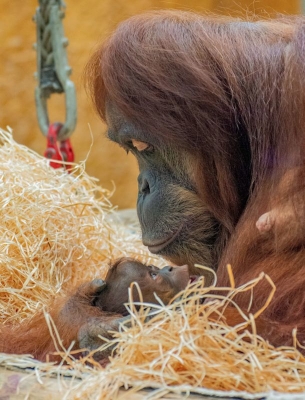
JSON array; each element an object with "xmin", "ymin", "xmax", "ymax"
[
  {"xmin": 36, "ymin": 0, "xmax": 64, "ymax": 96},
  {"xmin": 33, "ymin": 0, "xmax": 77, "ymax": 140}
]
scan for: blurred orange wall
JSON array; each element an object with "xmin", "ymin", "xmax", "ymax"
[{"xmin": 0, "ymin": 0, "xmax": 300, "ymax": 209}]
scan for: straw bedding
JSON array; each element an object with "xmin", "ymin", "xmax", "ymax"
[
  {"xmin": 0, "ymin": 127, "xmax": 159, "ymax": 325},
  {"xmin": 1, "ymin": 127, "xmax": 305, "ymax": 399}
]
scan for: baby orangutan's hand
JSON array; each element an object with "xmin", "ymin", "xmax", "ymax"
[
  {"xmin": 256, "ymin": 201, "xmax": 305, "ymax": 248},
  {"xmin": 78, "ymin": 315, "xmax": 130, "ymax": 362},
  {"xmin": 255, "ymin": 167, "xmax": 305, "ymax": 248},
  {"xmin": 256, "ymin": 205, "xmax": 295, "ymax": 234},
  {"xmin": 74, "ymin": 278, "xmax": 107, "ymax": 301}
]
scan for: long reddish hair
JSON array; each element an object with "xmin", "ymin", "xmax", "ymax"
[{"xmin": 86, "ymin": 11, "xmax": 305, "ymax": 233}]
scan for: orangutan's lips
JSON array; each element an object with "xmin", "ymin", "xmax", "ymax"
[{"xmin": 144, "ymin": 223, "xmax": 184, "ymax": 254}]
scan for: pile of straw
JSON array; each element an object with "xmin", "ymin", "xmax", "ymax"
[
  {"xmin": 39, "ymin": 272, "xmax": 304, "ymax": 399},
  {"xmin": 0, "ymin": 128, "xmax": 157, "ymax": 324},
  {"xmin": 1, "ymin": 127, "xmax": 305, "ymax": 399}
]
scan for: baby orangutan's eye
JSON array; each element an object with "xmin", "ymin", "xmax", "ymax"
[{"xmin": 150, "ymin": 271, "xmax": 158, "ymax": 280}]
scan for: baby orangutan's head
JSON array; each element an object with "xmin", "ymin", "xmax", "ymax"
[{"xmin": 94, "ymin": 258, "xmax": 197, "ymax": 315}]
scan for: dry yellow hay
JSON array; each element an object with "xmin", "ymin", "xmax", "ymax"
[
  {"xmin": 39, "ymin": 273, "xmax": 303, "ymax": 399},
  {"xmin": 0, "ymin": 127, "xmax": 159, "ymax": 324},
  {"xmin": 1, "ymin": 127, "xmax": 305, "ymax": 399}
]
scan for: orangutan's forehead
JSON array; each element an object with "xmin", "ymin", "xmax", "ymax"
[
  {"xmin": 106, "ymin": 103, "xmax": 151, "ymax": 145},
  {"xmin": 116, "ymin": 260, "xmax": 148, "ymax": 278}
]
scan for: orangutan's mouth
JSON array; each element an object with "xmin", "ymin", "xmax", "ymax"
[
  {"xmin": 144, "ymin": 223, "xmax": 184, "ymax": 254},
  {"xmin": 189, "ymin": 275, "xmax": 199, "ymax": 284}
]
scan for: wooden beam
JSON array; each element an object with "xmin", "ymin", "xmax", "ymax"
[{"xmin": 0, "ymin": 367, "xmax": 232, "ymax": 400}]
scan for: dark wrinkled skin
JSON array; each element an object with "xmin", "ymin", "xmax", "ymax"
[{"xmin": 106, "ymin": 103, "xmax": 221, "ymax": 278}]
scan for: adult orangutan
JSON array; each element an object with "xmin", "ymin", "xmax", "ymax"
[{"xmin": 85, "ymin": 11, "xmax": 305, "ymax": 348}]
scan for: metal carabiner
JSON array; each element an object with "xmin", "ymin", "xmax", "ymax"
[{"xmin": 34, "ymin": 1, "xmax": 77, "ymax": 141}]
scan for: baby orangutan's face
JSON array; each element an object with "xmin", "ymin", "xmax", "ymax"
[{"xmin": 94, "ymin": 258, "xmax": 197, "ymax": 315}]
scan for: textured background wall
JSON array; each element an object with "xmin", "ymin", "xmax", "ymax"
[{"xmin": 1, "ymin": 0, "xmax": 300, "ymax": 209}]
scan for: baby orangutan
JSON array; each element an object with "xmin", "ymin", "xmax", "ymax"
[{"xmin": 0, "ymin": 258, "xmax": 194, "ymax": 363}]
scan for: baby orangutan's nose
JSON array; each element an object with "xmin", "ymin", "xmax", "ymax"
[
  {"xmin": 161, "ymin": 265, "xmax": 174, "ymax": 273},
  {"xmin": 160, "ymin": 264, "xmax": 189, "ymax": 274}
]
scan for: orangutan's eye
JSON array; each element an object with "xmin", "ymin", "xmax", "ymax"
[
  {"xmin": 131, "ymin": 139, "xmax": 154, "ymax": 153},
  {"xmin": 150, "ymin": 271, "xmax": 158, "ymax": 280}
]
